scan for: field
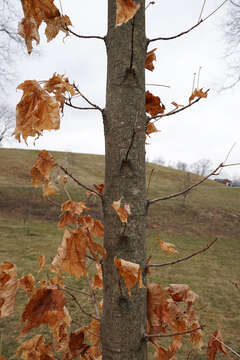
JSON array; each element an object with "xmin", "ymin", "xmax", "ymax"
[{"xmin": 0, "ymin": 148, "xmax": 239, "ymax": 359}]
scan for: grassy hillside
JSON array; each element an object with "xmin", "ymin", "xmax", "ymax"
[{"xmin": 0, "ymin": 148, "xmax": 239, "ymax": 359}]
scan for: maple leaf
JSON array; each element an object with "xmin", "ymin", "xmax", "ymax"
[
  {"xmin": 112, "ymin": 199, "xmax": 131, "ymax": 223},
  {"xmin": 157, "ymin": 237, "xmax": 178, "ymax": 255},
  {"xmin": 19, "ymin": 274, "xmax": 35, "ymax": 296},
  {"xmin": 145, "ymin": 48, "xmax": 157, "ymax": 71},
  {"xmin": 0, "ymin": 261, "xmax": 18, "ymax": 318},
  {"xmin": 114, "ymin": 257, "xmax": 144, "ymax": 296},
  {"xmin": 189, "ymin": 88, "xmax": 208, "ymax": 103},
  {"xmin": 146, "ymin": 91, "xmax": 165, "ymax": 116},
  {"xmin": 58, "ymin": 200, "xmax": 89, "ymax": 228},
  {"xmin": 115, "ymin": 0, "xmax": 141, "ymax": 27},
  {"xmin": 31, "ymin": 150, "xmax": 56, "ymax": 189},
  {"xmin": 207, "ymin": 330, "xmax": 230, "ymax": 360},
  {"xmin": 44, "ymin": 73, "xmax": 77, "ymax": 112},
  {"xmin": 51, "ymin": 228, "xmax": 105, "ymax": 278},
  {"xmin": 20, "ymin": 287, "xmax": 67, "ymax": 335},
  {"xmin": 146, "ymin": 122, "xmax": 159, "ymax": 136},
  {"xmin": 16, "ymin": 335, "xmax": 54, "ymax": 360},
  {"xmin": 14, "ymin": 81, "xmax": 60, "ymax": 143},
  {"xmin": 18, "ymin": 0, "xmax": 72, "ymax": 54}
]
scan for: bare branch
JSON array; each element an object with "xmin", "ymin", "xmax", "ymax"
[
  {"xmin": 65, "ymin": 285, "xmax": 91, "ymax": 297},
  {"xmin": 64, "ymin": 25, "xmax": 105, "ymax": 41},
  {"xmin": 86, "ymin": 267, "xmax": 100, "ymax": 319},
  {"xmin": 148, "ymin": 238, "xmax": 217, "ymax": 268},
  {"xmin": 73, "ymin": 84, "xmax": 103, "ymax": 112},
  {"xmin": 145, "ymin": 325, "xmax": 204, "ymax": 339},
  {"xmin": 148, "ymin": 89, "xmax": 210, "ymax": 122},
  {"xmin": 146, "ymin": 83, "xmax": 170, "ymax": 88},
  {"xmin": 65, "ymin": 100, "xmax": 99, "ymax": 111},
  {"xmin": 229, "ymin": 0, "xmax": 240, "ymax": 7},
  {"xmin": 148, "ymin": 0, "xmax": 227, "ymax": 44},
  {"xmin": 57, "ymin": 164, "xmax": 103, "ymax": 198},
  {"xmin": 63, "ymin": 288, "xmax": 100, "ymax": 321},
  {"xmin": 148, "ymin": 162, "xmax": 222, "ymax": 205}
]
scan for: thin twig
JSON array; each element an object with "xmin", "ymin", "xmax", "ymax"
[
  {"xmin": 64, "ymin": 25, "xmax": 105, "ymax": 41},
  {"xmin": 198, "ymin": 0, "xmax": 207, "ymax": 22},
  {"xmin": 86, "ymin": 268, "xmax": 100, "ymax": 319},
  {"xmin": 73, "ymin": 84, "xmax": 103, "ymax": 112},
  {"xmin": 145, "ymin": 325, "xmax": 204, "ymax": 339},
  {"xmin": 148, "ymin": 0, "xmax": 227, "ymax": 43},
  {"xmin": 65, "ymin": 101, "xmax": 99, "ymax": 111},
  {"xmin": 146, "ymin": 83, "xmax": 170, "ymax": 88},
  {"xmin": 148, "ymin": 89, "xmax": 209, "ymax": 122},
  {"xmin": 57, "ymin": 164, "xmax": 103, "ymax": 198},
  {"xmin": 148, "ymin": 238, "xmax": 217, "ymax": 268},
  {"xmin": 63, "ymin": 288, "xmax": 100, "ymax": 321},
  {"xmin": 148, "ymin": 162, "xmax": 222, "ymax": 205},
  {"xmin": 223, "ymin": 142, "xmax": 236, "ymax": 164},
  {"xmin": 213, "ymin": 336, "xmax": 240, "ymax": 358},
  {"xmin": 65, "ymin": 285, "xmax": 91, "ymax": 297}
]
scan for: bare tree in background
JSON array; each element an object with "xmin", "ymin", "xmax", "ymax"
[
  {"xmin": 191, "ymin": 158, "xmax": 212, "ymax": 176},
  {"xmin": 0, "ymin": 104, "xmax": 15, "ymax": 146},
  {"xmin": 176, "ymin": 160, "xmax": 188, "ymax": 172},
  {"xmin": 223, "ymin": 0, "xmax": 240, "ymax": 88},
  {"xmin": 0, "ymin": 0, "xmax": 25, "ymax": 145},
  {"xmin": 0, "ymin": 0, "xmax": 24, "ymax": 91}
]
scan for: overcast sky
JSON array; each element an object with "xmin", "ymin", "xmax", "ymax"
[{"xmin": 3, "ymin": 0, "xmax": 240, "ymax": 177}]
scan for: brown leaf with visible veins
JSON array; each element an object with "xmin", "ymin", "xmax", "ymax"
[
  {"xmin": 51, "ymin": 229, "xmax": 87, "ymax": 278},
  {"xmin": 18, "ymin": 0, "xmax": 72, "ymax": 54},
  {"xmin": 114, "ymin": 257, "xmax": 144, "ymax": 296},
  {"xmin": 20, "ymin": 287, "xmax": 66, "ymax": 335},
  {"xmin": 64, "ymin": 328, "xmax": 89, "ymax": 359},
  {"xmin": 189, "ymin": 88, "xmax": 208, "ymax": 103},
  {"xmin": 154, "ymin": 342, "xmax": 182, "ymax": 360},
  {"xmin": 0, "ymin": 261, "xmax": 18, "ymax": 317},
  {"xmin": 146, "ymin": 91, "xmax": 165, "ymax": 116},
  {"xmin": 14, "ymin": 81, "xmax": 60, "ymax": 143},
  {"xmin": 207, "ymin": 330, "xmax": 230, "ymax": 360},
  {"xmin": 157, "ymin": 237, "xmax": 177, "ymax": 255},
  {"xmin": 145, "ymin": 48, "xmax": 157, "ymax": 71},
  {"xmin": 112, "ymin": 199, "xmax": 131, "ymax": 223},
  {"xmin": 16, "ymin": 335, "xmax": 54, "ymax": 360},
  {"xmin": 115, "ymin": 0, "xmax": 141, "ymax": 26}
]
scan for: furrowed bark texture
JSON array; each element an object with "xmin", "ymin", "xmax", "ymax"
[{"xmin": 101, "ymin": 1, "xmax": 147, "ymax": 359}]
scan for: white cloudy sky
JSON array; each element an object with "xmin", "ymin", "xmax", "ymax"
[{"xmin": 3, "ymin": 0, "xmax": 240, "ymax": 177}]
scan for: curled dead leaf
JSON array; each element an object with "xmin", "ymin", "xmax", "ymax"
[
  {"xmin": 146, "ymin": 91, "xmax": 165, "ymax": 116},
  {"xmin": 114, "ymin": 257, "xmax": 144, "ymax": 296},
  {"xmin": 14, "ymin": 80, "xmax": 60, "ymax": 143},
  {"xmin": 145, "ymin": 48, "xmax": 157, "ymax": 71},
  {"xmin": 189, "ymin": 88, "xmax": 208, "ymax": 103},
  {"xmin": 157, "ymin": 237, "xmax": 177, "ymax": 255},
  {"xmin": 0, "ymin": 261, "xmax": 18, "ymax": 317},
  {"xmin": 112, "ymin": 199, "xmax": 131, "ymax": 223},
  {"xmin": 115, "ymin": 0, "xmax": 141, "ymax": 27}
]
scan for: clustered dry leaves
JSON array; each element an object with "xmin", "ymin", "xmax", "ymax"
[{"xmin": 2, "ymin": 0, "xmax": 228, "ymax": 359}]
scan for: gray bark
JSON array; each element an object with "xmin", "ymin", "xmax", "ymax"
[{"xmin": 101, "ymin": 1, "xmax": 147, "ymax": 359}]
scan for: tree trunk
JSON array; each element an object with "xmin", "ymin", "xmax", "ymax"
[{"xmin": 101, "ymin": 1, "xmax": 147, "ymax": 359}]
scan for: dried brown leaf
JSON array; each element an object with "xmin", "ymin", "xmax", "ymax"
[
  {"xmin": 115, "ymin": 0, "xmax": 141, "ymax": 26},
  {"xmin": 112, "ymin": 199, "xmax": 131, "ymax": 223},
  {"xmin": 114, "ymin": 257, "xmax": 144, "ymax": 296},
  {"xmin": 146, "ymin": 90, "xmax": 165, "ymax": 116},
  {"xmin": 0, "ymin": 261, "xmax": 18, "ymax": 317},
  {"xmin": 16, "ymin": 335, "xmax": 54, "ymax": 360},
  {"xmin": 145, "ymin": 48, "xmax": 157, "ymax": 71},
  {"xmin": 157, "ymin": 237, "xmax": 177, "ymax": 255}
]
